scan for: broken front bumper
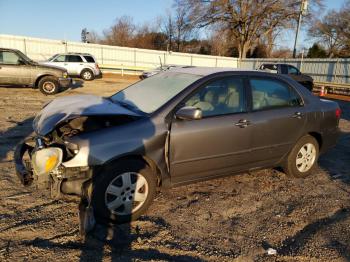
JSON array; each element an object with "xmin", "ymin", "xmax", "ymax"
[
  {"xmin": 58, "ymin": 77, "xmax": 72, "ymax": 87},
  {"xmin": 14, "ymin": 138, "xmax": 93, "ymax": 198}
]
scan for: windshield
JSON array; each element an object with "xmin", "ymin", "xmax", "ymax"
[
  {"xmin": 110, "ymin": 72, "xmax": 201, "ymax": 114},
  {"xmin": 47, "ymin": 54, "xmax": 58, "ymax": 61},
  {"xmin": 16, "ymin": 50, "xmax": 36, "ymax": 64}
]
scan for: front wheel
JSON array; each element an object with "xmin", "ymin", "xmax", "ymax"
[
  {"xmin": 38, "ymin": 76, "xmax": 59, "ymax": 95},
  {"xmin": 91, "ymin": 159, "xmax": 157, "ymax": 224},
  {"xmin": 283, "ymin": 135, "xmax": 319, "ymax": 178}
]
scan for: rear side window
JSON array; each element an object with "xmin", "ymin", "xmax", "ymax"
[
  {"xmin": 260, "ymin": 64, "xmax": 277, "ymax": 70},
  {"xmin": 67, "ymin": 55, "xmax": 83, "ymax": 62},
  {"xmin": 280, "ymin": 65, "xmax": 288, "ymax": 74},
  {"xmin": 83, "ymin": 55, "xmax": 95, "ymax": 63},
  {"xmin": 260, "ymin": 64, "xmax": 278, "ymax": 73},
  {"xmin": 250, "ymin": 78, "xmax": 302, "ymax": 111},
  {"xmin": 53, "ymin": 55, "xmax": 65, "ymax": 62}
]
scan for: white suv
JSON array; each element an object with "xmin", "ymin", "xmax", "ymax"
[{"xmin": 44, "ymin": 53, "xmax": 102, "ymax": 81}]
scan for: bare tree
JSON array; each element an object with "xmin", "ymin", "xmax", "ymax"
[
  {"xmin": 173, "ymin": 0, "xmax": 194, "ymax": 51},
  {"xmin": 102, "ymin": 16, "xmax": 136, "ymax": 46},
  {"xmin": 181, "ymin": 0, "xmax": 322, "ymax": 58},
  {"xmin": 308, "ymin": 1, "xmax": 350, "ymax": 57},
  {"xmin": 86, "ymin": 30, "xmax": 101, "ymax": 44}
]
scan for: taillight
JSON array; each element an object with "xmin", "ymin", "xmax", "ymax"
[
  {"xmin": 335, "ymin": 108, "xmax": 341, "ymax": 119},
  {"xmin": 96, "ymin": 64, "xmax": 100, "ymax": 70}
]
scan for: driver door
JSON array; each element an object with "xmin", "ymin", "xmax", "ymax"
[
  {"xmin": 0, "ymin": 50, "xmax": 31, "ymax": 85},
  {"xmin": 169, "ymin": 76, "xmax": 253, "ymax": 184}
]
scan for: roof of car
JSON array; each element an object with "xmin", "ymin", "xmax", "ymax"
[
  {"xmin": 0, "ymin": 48, "xmax": 20, "ymax": 52},
  {"xmin": 164, "ymin": 66, "xmax": 257, "ymax": 76}
]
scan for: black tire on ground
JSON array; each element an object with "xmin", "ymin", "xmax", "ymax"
[
  {"xmin": 283, "ymin": 135, "xmax": 319, "ymax": 178},
  {"xmin": 91, "ymin": 159, "xmax": 157, "ymax": 224},
  {"xmin": 80, "ymin": 69, "xmax": 94, "ymax": 81},
  {"xmin": 38, "ymin": 76, "xmax": 59, "ymax": 95}
]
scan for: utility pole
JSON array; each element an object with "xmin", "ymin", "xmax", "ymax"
[{"xmin": 293, "ymin": 0, "xmax": 308, "ymax": 58}]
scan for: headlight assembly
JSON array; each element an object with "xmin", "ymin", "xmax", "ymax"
[
  {"xmin": 63, "ymin": 71, "xmax": 68, "ymax": 78},
  {"xmin": 32, "ymin": 147, "xmax": 63, "ymax": 175}
]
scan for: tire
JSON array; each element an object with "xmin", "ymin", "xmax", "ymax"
[
  {"xmin": 80, "ymin": 69, "xmax": 94, "ymax": 81},
  {"xmin": 91, "ymin": 159, "xmax": 157, "ymax": 224},
  {"xmin": 38, "ymin": 76, "xmax": 59, "ymax": 95},
  {"xmin": 283, "ymin": 135, "xmax": 319, "ymax": 178}
]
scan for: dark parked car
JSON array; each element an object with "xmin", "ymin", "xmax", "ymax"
[
  {"xmin": 15, "ymin": 67, "xmax": 340, "ymax": 225},
  {"xmin": 0, "ymin": 48, "xmax": 71, "ymax": 95},
  {"xmin": 259, "ymin": 63, "xmax": 314, "ymax": 91}
]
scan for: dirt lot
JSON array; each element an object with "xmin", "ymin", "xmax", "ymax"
[{"xmin": 0, "ymin": 76, "xmax": 349, "ymax": 261}]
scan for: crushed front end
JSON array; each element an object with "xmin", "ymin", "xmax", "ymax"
[{"xmin": 14, "ymin": 135, "xmax": 93, "ymax": 199}]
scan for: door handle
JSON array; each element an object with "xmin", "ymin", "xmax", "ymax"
[
  {"xmin": 235, "ymin": 119, "xmax": 250, "ymax": 128},
  {"xmin": 292, "ymin": 112, "xmax": 303, "ymax": 118}
]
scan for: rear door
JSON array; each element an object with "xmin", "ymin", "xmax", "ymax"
[
  {"xmin": 0, "ymin": 50, "xmax": 32, "ymax": 85},
  {"xmin": 169, "ymin": 76, "xmax": 253, "ymax": 184},
  {"xmin": 246, "ymin": 77, "xmax": 307, "ymax": 165}
]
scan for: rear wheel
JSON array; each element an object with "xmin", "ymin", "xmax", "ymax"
[
  {"xmin": 91, "ymin": 159, "xmax": 157, "ymax": 224},
  {"xmin": 283, "ymin": 135, "xmax": 319, "ymax": 178},
  {"xmin": 38, "ymin": 76, "xmax": 59, "ymax": 95},
  {"xmin": 81, "ymin": 69, "xmax": 94, "ymax": 81}
]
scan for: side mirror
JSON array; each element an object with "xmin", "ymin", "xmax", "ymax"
[{"xmin": 175, "ymin": 106, "xmax": 202, "ymax": 120}]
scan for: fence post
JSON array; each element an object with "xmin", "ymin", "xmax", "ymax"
[
  {"xmin": 134, "ymin": 49, "xmax": 136, "ymax": 67},
  {"xmin": 23, "ymin": 38, "xmax": 27, "ymax": 55},
  {"xmin": 334, "ymin": 59, "xmax": 339, "ymax": 83},
  {"xmin": 215, "ymin": 57, "xmax": 218, "ymax": 67},
  {"xmin": 101, "ymin": 46, "xmax": 104, "ymax": 65},
  {"xmin": 190, "ymin": 55, "xmax": 193, "ymax": 66}
]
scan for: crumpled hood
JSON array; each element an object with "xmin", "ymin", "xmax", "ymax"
[{"xmin": 33, "ymin": 94, "xmax": 141, "ymax": 136}]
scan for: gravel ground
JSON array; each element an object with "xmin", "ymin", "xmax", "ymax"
[{"xmin": 0, "ymin": 77, "xmax": 349, "ymax": 261}]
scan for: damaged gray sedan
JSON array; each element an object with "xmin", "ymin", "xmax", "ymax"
[{"xmin": 15, "ymin": 67, "xmax": 340, "ymax": 224}]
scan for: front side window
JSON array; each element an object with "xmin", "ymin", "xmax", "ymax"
[
  {"xmin": 288, "ymin": 66, "xmax": 299, "ymax": 75},
  {"xmin": 250, "ymin": 78, "xmax": 302, "ymax": 111},
  {"xmin": 185, "ymin": 77, "xmax": 245, "ymax": 117},
  {"xmin": 0, "ymin": 51, "xmax": 21, "ymax": 65},
  {"xmin": 53, "ymin": 55, "xmax": 66, "ymax": 62},
  {"xmin": 67, "ymin": 55, "xmax": 83, "ymax": 62}
]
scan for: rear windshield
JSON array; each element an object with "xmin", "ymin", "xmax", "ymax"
[{"xmin": 83, "ymin": 55, "xmax": 95, "ymax": 63}]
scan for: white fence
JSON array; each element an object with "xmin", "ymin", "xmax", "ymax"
[
  {"xmin": 0, "ymin": 34, "xmax": 238, "ymax": 70},
  {"xmin": 1, "ymin": 34, "xmax": 349, "ymax": 84}
]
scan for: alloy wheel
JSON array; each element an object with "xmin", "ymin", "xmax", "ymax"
[{"xmin": 105, "ymin": 172, "xmax": 149, "ymax": 215}]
